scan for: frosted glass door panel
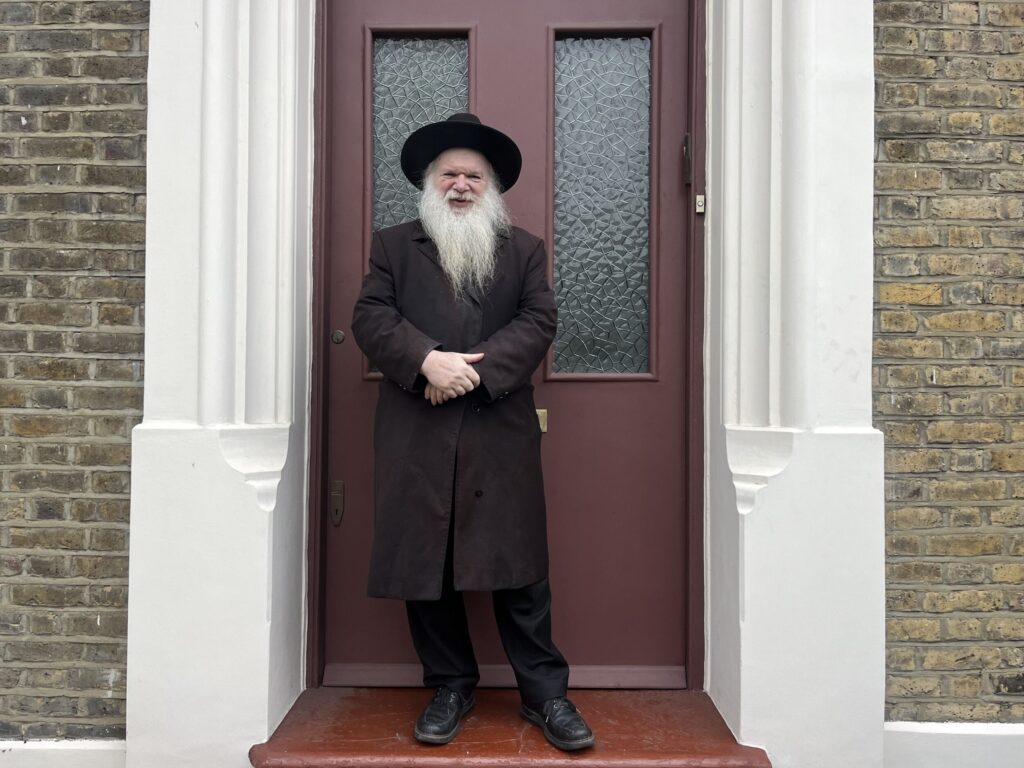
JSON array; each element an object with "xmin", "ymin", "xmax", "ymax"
[
  {"xmin": 552, "ymin": 36, "xmax": 652, "ymax": 375},
  {"xmin": 372, "ymin": 38, "xmax": 469, "ymax": 231}
]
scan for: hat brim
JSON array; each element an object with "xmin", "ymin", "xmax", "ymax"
[{"xmin": 400, "ymin": 120, "xmax": 522, "ymax": 191}]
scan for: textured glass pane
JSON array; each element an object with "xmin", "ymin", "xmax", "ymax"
[
  {"xmin": 553, "ymin": 37, "xmax": 651, "ymax": 374},
  {"xmin": 373, "ymin": 38, "xmax": 469, "ymax": 231}
]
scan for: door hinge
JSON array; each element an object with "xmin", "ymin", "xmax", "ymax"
[
  {"xmin": 330, "ymin": 481, "xmax": 345, "ymax": 527},
  {"xmin": 695, "ymin": 195, "xmax": 706, "ymax": 214}
]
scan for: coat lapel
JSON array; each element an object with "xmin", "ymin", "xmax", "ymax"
[{"xmin": 411, "ymin": 220, "xmax": 441, "ymax": 269}]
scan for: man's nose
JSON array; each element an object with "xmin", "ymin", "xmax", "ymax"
[{"xmin": 452, "ymin": 175, "xmax": 469, "ymax": 191}]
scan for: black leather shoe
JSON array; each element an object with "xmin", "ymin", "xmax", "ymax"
[
  {"xmin": 520, "ymin": 696, "xmax": 595, "ymax": 751},
  {"xmin": 414, "ymin": 686, "xmax": 475, "ymax": 744}
]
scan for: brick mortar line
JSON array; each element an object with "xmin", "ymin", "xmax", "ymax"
[
  {"xmin": 0, "ymin": 634, "xmax": 129, "ymax": 638},
  {"xmin": 0, "ymin": 717, "xmax": 128, "ymax": 726},
  {"xmin": 876, "ymin": 417, "xmax": 1024, "ymax": 423},
  {"xmin": 0, "ymin": 244, "xmax": 145, "ymax": 250},
  {"xmin": 872, "ymin": 305, "xmax": 1024, "ymax": 309},
  {"xmin": 884, "ymin": 643, "xmax": 1024, "ymax": 651},
  {"xmin": 2, "ymin": 492, "xmax": 131, "ymax": 499},
  {"xmin": 0, "ymin": 436, "xmax": 133, "ymax": 441},
  {"xmin": 6, "ymin": 78, "xmax": 148, "ymax": 84},
  {"xmin": 880, "ymin": 626, "xmax": 1024, "ymax": 630},
  {"xmin": 0, "ymin": 603, "xmax": 129, "ymax": 608},
  {"xmin": 884, "ymin": 500, "xmax": 1024, "ymax": 504},
  {"xmin": 886, "ymin": 546, "xmax": 1024, "ymax": 551},
  {"xmin": 0, "ymin": 25, "xmax": 148, "ymax": 32},
  {"xmin": 885, "ymin": 578, "xmax": 1024, "ymax": 583},
  {"xmin": 1, "ymin": 599, "xmax": 129, "ymax": 604},
  {"xmin": 875, "ymin": 26, "xmax": 1024, "ymax": 31},
  {"xmin": 2, "ymin": 551, "xmax": 129, "ymax": 558},
  {"xmin": 887, "ymin": 585, "xmax": 1024, "ymax": 590},
  {"xmin": 874, "ymin": 44, "xmax": 1024, "ymax": 50},
  {"xmin": 3, "ymin": 105, "xmax": 148, "ymax": 112},
  {"xmin": 0, "ymin": 661, "xmax": 126, "ymax": 668},
  {"xmin": 885, "ymin": 640, "xmax": 1024, "ymax": 645},
  {"xmin": 0, "ymin": 608, "xmax": 129, "ymax": 614},
  {"xmin": 880, "ymin": 473, "xmax": 1024, "ymax": 479},
  {"xmin": 0, "ymin": 193, "xmax": 145, "ymax": 198},
  {"xmin": 0, "ymin": 136, "xmax": 147, "ymax": 142},
  {"xmin": 0, "ymin": 379, "xmax": 142, "ymax": 385},
  {"xmin": 2, "ymin": 462, "xmax": 134, "ymax": 468},
  {"xmin": 1, "ymin": 525, "xmax": 129, "ymax": 533},
  {"xmin": 0, "ymin": 55, "xmax": 148, "ymax": 60},
  {"xmin": 877, "ymin": 138, "xmax": 1024, "ymax": 143},
  {"xmin": 1, "ymin": 635, "xmax": 127, "ymax": 643},
  {"xmin": 0, "ymin": 689, "xmax": 127, "ymax": 698},
  {"xmin": 0, "ymin": 463, "xmax": 138, "ymax": 470},
  {"xmin": 872, "ymin": 370, "xmax": 1024, "ymax": 376},
  {"xmin": 0, "ymin": 715, "xmax": 129, "ymax": 722},
  {"xmin": 0, "ymin": 216, "xmax": 147, "ymax": 222},
  {"xmin": 0, "ymin": 324, "xmax": 142, "ymax": 330},
  {"xmin": 876, "ymin": 107, "xmax": 1024, "ymax": 111},
  {"xmin": 0, "ymin": 161, "xmax": 147, "ymax": 167},
  {"xmin": 884, "ymin": 589, "xmax": 1024, "ymax": 593},
  {"xmin": 888, "ymin": 533, "xmax": 1024, "ymax": 536},
  {"xmin": 0, "ymin": 374, "xmax": 143, "ymax": 380}
]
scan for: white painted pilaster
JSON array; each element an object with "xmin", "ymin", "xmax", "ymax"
[
  {"xmin": 705, "ymin": 2, "xmax": 884, "ymax": 768},
  {"xmin": 125, "ymin": 1, "xmax": 315, "ymax": 767}
]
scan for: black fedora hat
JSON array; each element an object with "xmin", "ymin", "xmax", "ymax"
[{"xmin": 400, "ymin": 112, "xmax": 522, "ymax": 191}]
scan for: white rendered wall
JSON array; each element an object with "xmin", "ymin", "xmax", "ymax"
[
  {"xmin": 884, "ymin": 723, "xmax": 1024, "ymax": 768},
  {"xmin": 704, "ymin": 2, "xmax": 885, "ymax": 768},
  {"xmin": 123, "ymin": 1, "xmax": 315, "ymax": 767}
]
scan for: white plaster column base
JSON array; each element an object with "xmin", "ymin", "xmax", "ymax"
[
  {"xmin": 126, "ymin": 425, "xmax": 305, "ymax": 768},
  {"xmin": 708, "ymin": 427, "xmax": 886, "ymax": 768},
  {"xmin": 0, "ymin": 742, "xmax": 124, "ymax": 768},
  {"xmin": 885, "ymin": 723, "xmax": 1024, "ymax": 768}
]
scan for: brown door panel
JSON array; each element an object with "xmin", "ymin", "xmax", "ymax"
[{"xmin": 323, "ymin": 0, "xmax": 691, "ymax": 688}]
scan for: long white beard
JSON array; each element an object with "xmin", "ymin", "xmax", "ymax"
[{"xmin": 418, "ymin": 182, "xmax": 511, "ymax": 298}]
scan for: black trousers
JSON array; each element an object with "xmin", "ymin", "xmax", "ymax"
[{"xmin": 405, "ymin": 526, "xmax": 569, "ymax": 704}]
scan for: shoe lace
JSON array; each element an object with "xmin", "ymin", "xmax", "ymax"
[
  {"xmin": 433, "ymin": 686, "xmax": 460, "ymax": 705},
  {"xmin": 545, "ymin": 697, "xmax": 578, "ymax": 721}
]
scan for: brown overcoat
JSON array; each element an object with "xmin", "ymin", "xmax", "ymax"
[{"xmin": 351, "ymin": 220, "xmax": 556, "ymax": 600}]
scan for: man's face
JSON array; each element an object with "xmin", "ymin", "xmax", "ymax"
[{"xmin": 430, "ymin": 148, "xmax": 491, "ymax": 214}]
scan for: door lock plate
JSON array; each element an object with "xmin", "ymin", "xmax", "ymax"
[{"xmin": 330, "ymin": 481, "xmax": 344, "ymax": 527}]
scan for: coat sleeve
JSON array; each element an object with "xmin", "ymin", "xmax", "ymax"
[
  {"xmin": 351, "ymin": 232, "xmax": 440, "ymax": 392},
  {"xmin": 469, "ymin": 238, "xmax": 557, "ymax": 402}
]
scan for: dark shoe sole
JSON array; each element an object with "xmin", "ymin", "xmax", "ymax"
[
  {"xmin": 519, "ymin": 704, "xmax": 596, "ymax": 751},
  {"xmin": 414, "ymin": 698, "xmax": 475, "ymax": 745}
]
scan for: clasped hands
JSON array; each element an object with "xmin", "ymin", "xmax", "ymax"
[{"xmin": 420, "ymin": 350, "xmax": 484, "ymax": 406}]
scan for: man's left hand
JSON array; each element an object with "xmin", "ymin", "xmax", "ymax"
[{"xmin": 424, "ymin": 383, "xmax": 453, "ymax": 406}]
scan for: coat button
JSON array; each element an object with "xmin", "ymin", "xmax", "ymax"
[
  {"xmin": 472, "ymin": 404, "xmax": 481, "ymax": 413},
  {"xmin": 474, "ymin": 490, "xmax": 483, "ymax": 498}
]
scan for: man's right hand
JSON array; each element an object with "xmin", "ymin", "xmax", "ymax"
[{"xmin": 420, "ymin": 350, "xmax": 485, "ymax": 398}]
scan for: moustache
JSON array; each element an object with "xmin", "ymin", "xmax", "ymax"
[{"xmin": 446, "ymin": 190, "xmax": 478, "ymax": 203}]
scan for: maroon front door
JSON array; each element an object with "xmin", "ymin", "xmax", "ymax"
[{"xmin": 321, "ymin": 0, "xmax": 694, "ymax": 688}]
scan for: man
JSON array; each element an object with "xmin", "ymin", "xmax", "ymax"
[{"xmin": 351, "ymin": 113, "xmax": 594, "ymax": 752}]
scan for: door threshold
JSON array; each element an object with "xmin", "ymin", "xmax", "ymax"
[
  {"xmin": 323, "ymin": 663, "xmax": 686, "ymax": 688},
  {"xmin": 249, "ymin": 688, "xmax": 770, "ymax": 768}
]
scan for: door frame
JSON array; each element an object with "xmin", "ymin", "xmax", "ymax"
[{"xmin": 306, "ymin": 0, "xmax": 707, "ymax": 690}]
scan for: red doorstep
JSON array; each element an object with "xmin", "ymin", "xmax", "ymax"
[{"xmin": 250, "ymin": 688, "xmax": 771, "ymax": 768}]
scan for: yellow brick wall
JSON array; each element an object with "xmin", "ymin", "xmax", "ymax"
[{"xmin": 875, "ymin": 0, "xmax": 1024, "ymax": 721}]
